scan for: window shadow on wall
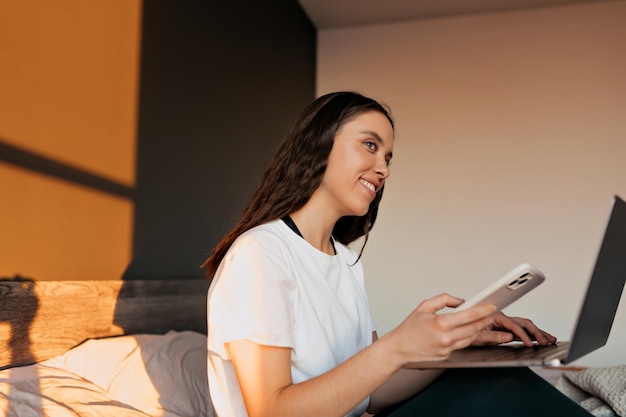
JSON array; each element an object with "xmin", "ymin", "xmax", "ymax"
[{"xmin": 0, "ymin": 140, "xmax": 134, "ymax": 199}]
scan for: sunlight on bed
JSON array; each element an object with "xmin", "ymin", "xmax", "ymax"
[{"xmin": 0, "ymin": 331, "xmax": 214, "ymax": 417}]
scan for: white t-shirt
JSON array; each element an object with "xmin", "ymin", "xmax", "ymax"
[{"xmin": 207, "ymin": 220, "xmax": 376, "ymax": 417}]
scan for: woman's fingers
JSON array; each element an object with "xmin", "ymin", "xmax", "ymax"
[
  {"xmin": 416, "ymin": 294, "xmax": 498, "ymax": 345},
  {"xmin": 393, "ymin": 296, "xmax": 498, "ymax": 362},
  {"xmin": 494, "ymin": 313, "xmax": 533, "ymax": 345},
  {"xmin": 473, "ymin": 313, "xmax": 558, "ymax": 347},
  {"xmin": 504, "ymin": 316, "xmax": 557, "ymax": 346},
  {"xmin": 416, "ymin": 293, "xmax": 465, "ymax": 313}
]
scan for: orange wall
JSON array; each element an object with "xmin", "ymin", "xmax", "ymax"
[{"xmin": 0, "ymin": 0, "xmax": 142, "ymax": 280}]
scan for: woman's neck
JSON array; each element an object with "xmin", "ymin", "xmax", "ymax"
[{"xmin": 288, "ymin": 204, "xmax": 338, "ymax": 255}]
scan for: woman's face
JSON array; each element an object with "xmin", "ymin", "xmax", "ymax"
[{"xmin": 317, "ymin": 110, "xmax": 394, "ymax": 218}]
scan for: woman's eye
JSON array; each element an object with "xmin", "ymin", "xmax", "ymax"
[{"xmin": 364, "ymin": 141, "xmax": 377, "ymax": 151}]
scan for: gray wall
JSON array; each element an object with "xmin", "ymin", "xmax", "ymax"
[{"xmin": 123, "ymin": 1, "xmax": 316, "ymax": 279}]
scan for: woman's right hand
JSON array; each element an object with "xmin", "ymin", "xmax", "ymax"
[{"xmin": 382, "ymin": 293, "xmax": 497, "ymax": 366}]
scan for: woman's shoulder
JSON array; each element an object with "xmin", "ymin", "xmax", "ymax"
[
  {"xmin": 214, "ymin": 221, "xmax": 296, "ymax": 286},
  {"xmin": 228, "ymin": 220, "xmax": 295, "ymax": 257},
  {"xmin": 236, "ymin": 220, "xmax": 288, "ymax": 244}
]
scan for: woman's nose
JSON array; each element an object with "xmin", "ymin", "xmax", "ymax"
[{"xmin": 376, "ymin": 160, "xmax": 390, "ymax": 179}]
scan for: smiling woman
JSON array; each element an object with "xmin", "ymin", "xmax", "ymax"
[
  {"xmin": 202, "ymin": 92, "xmax": 594, "ymax": 417},
  {"xmin": 204, "ymin": 92, "xmax": 397, "ymax": 417}
]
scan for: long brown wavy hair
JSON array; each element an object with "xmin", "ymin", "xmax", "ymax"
[{"xmin": 203, "ymin": 91, "xmax": 394, "ymax": 279}]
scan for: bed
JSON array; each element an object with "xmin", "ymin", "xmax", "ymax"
[
  {"xmin": 0, "ymin": 278, "xmax": 213, "ymax": 417},
  {"xmin": 1, "ymin": 279, "xmax": 624, "ymax": 417}
]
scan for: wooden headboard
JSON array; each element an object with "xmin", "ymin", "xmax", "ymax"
[{"xmin": 0, "ymin": 279, "xmax": 209, "ymax": 369}]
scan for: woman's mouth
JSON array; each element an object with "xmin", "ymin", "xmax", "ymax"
[{"xmin": 359, "ymin": 178, "xmax": 376, "ymax": 194}]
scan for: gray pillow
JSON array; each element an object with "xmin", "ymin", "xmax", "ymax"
[{"xmin": 564, "ymin": 365, "xmax": 626, "ymax": 417}]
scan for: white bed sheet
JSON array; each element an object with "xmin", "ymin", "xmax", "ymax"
[{"xmin": 0, "ymin": 331, "xmax": 214, "ymax": 417}]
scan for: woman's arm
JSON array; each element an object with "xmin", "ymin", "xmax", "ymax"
[
  {"xmin": 227, "ymin": 294, "xmax": 497, "ymax": 417},
  {"xmin": 228, "ymin": 336, "xmax": 399, "ymax": 417}
]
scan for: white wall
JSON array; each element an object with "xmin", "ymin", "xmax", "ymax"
[{"xmin": 318, "ymin": 0, "xmax": 626, "ymax": 367}]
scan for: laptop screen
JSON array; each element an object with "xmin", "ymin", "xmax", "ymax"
[{"xmin": 566, "ymin": 195, "xmax": 626, "ymax": 363}]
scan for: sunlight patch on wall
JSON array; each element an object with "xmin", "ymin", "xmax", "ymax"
[
  {"xmin": 0, "ymin": 0, "xmax": 142, "ymax": 187},
  {"xmin": 0, "ymin": 0, "xmax": 142, "ymax": 281}
]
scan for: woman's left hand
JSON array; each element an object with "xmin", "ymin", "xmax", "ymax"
[{"xmin": 471, "ymin": 312, "xmax": 557, "ymax": 347}]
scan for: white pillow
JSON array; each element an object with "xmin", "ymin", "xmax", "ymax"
[{"xmin": 45, "ymin": 331, "xmax": 214, "ymax": 417}]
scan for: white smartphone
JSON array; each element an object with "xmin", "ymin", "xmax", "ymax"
[{"xmin": 456, "ymin": 263, "xmax": 545, "ymax": 311}]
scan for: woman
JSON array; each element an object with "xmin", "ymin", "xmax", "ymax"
[{"xmin": 205, "ymin": 92, "xmax": 587, "ymax": 417}]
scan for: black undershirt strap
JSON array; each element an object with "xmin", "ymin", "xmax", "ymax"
[
  {"xmin": 281, "ymin": 215, "xmax": 303, "ymax": 237},
  {"xmin": 281, "ymin": 215, "xmax": 336, "ymax": 254}
]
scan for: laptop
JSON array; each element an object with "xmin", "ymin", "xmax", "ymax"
[{"xmin": 406, "ymin": 195, "xmax": 626, "ymax": 369}]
